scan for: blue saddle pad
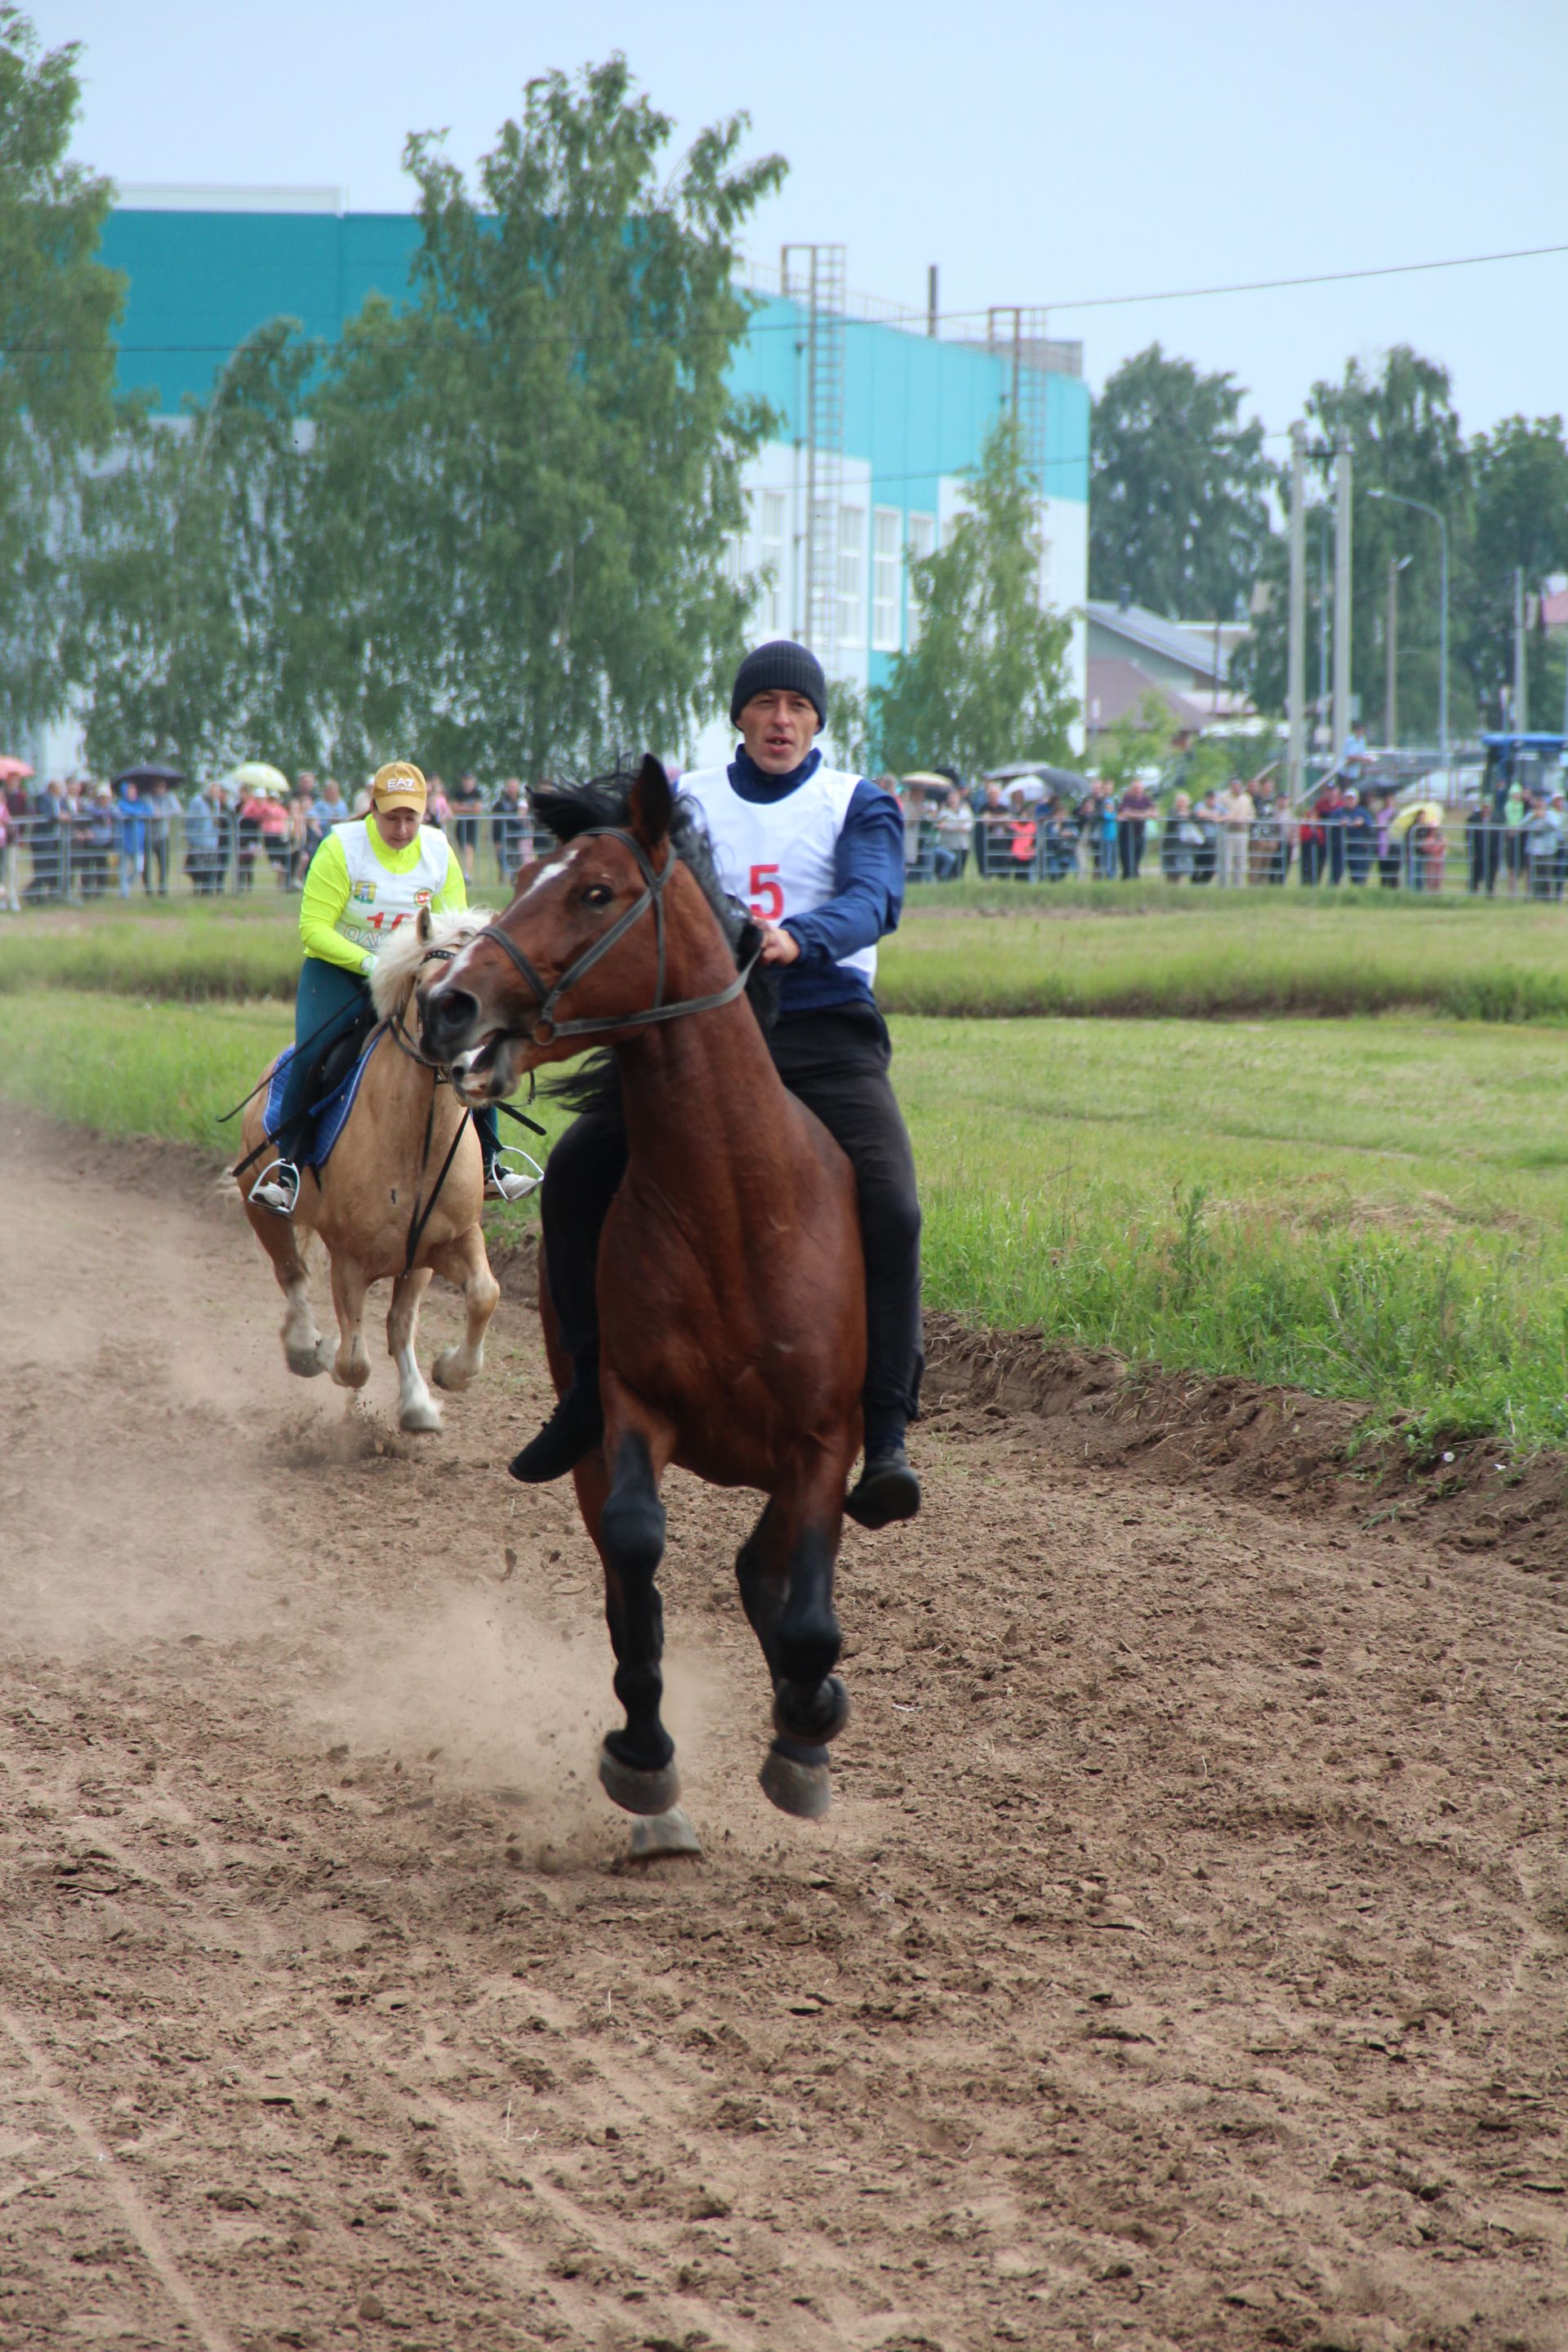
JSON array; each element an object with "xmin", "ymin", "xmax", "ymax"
[{"xmin": 264, "ymin": 1029, "xmax": 382, "ymax": 1171}]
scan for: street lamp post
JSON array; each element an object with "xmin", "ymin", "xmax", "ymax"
[{"xmin": 1368, "ymin": 488, "xmax": 1449, "ymax": 769}]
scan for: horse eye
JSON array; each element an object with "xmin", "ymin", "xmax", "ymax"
[{"xmin": 581, "ymin": 884, "xmax": 613, "ymax": 908}]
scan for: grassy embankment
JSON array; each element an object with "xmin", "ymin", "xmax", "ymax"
[
  {"xmin": 9, "ymin": 886, "xmax": 1568, "ymax": 1022},
  {"xmin": 7, "ymin": 981, "xmax": 1568, "ymax": 1451}
]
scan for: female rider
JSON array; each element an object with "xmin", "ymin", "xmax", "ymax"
[{"xmin": 250, "ymin": 760, "xmax": 534, "ymax": 1214}]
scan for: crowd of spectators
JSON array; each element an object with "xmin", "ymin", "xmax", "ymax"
[
  {"xmin": 876, "ymin": 764, "xmax": 1563, "ymax": 894},
  {"xmin": 0, "ymin": 767, "xmax": 550, "ymax": 911},
  {"xmin": 4, "ymin": 754, "xmax": 1566, "ymax": 909}
]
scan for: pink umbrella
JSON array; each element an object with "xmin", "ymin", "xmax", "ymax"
[{"xmin": 0, "ymin": 756, "xmax": 33, "ymax": 782}]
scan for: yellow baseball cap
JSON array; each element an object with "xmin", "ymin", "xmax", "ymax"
[{"xmin": 371, "ymin": 760, "xmax": 427, "ymax": 814}]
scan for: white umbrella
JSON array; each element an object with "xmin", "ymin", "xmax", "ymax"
[{"xmin": 224, "ymin": 761, "xmax": 292, "ymax": 798}]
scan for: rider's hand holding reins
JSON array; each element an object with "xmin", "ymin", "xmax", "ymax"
[{"xmin": 759, "ymin": 924, "xmax": 800, "ymax": 966}]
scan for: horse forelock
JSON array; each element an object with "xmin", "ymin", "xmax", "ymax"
[
  {"xmin": 533, "ymin": 771, "xmax": 751, "ymax": 965},
  {"xmin": 369, "ymin": 908, "xmax": 494, "ymax": 1022}
]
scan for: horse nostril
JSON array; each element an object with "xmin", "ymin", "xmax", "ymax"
[{"xmin": 424, "ymin": 985, "xmax": 479, "ymax": 1045}]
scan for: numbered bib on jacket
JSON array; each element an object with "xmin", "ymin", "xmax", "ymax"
[
  {"xmin": 678, "ymin": 764, "xmax": 876, "ymax": 987},
  {"xmin": 332, "ymin": 821, "xmax": 452, "ymax": 956}
]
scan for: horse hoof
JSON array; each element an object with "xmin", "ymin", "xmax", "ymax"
[
  {"xmin": 431, "ymin": 1348, "xmax": 471, "ymax": 1393},
  {"xmin": 597, "ymin": 1744, "xmax": 681, "ymax": 1817},
  {"xmin": 399, "ymin": 1400, "xmax": 442, "ymax": 1434},
  {"xmin": 626, "ymin": 1806, "xmax": 702, "ymax": 1861},
  {"xmin": 285, "ymin": 1344, "xmax": 327, "ymax": 1379},
  {"xmin": 774, "ymin": 1674, "xmax": 850, "ymax": 1744},
  {"xmin": 760, "ymin": 1738, "xmax": 832, "ymax": 1820}
]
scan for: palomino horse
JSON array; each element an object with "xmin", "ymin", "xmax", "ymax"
[
  {"xmin": 240, "ymin": 909, "xmax": 501, "ymax": 1433},
  {"xmin": 422, "ymin": 758, "xmax": 866, "ymax": 1840}
]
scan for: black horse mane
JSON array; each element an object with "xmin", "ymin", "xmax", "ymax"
[{"xmin": 532, "ymin": 768, "xmax": 779, "ymax": 1118}]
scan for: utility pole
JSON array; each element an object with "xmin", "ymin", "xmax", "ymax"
[
  {"xmin": 1332, "ymin": 430, "xmax": 1353, "ymax": 759},
  {"xmin": 1286, "ymin": 421, "xmax": 1307, "ymax": 801},
  {"xmin": 1317, "ymin": 518, "xmax": 1330, "ymax": 743},
  {"xmin": 1384, "ymin": 554, "xmax": 1410, "ymax": 745},
  {"xmin": 1513, "ymin": 566, "xmax": 1527, "ymax": 731},
  {"xmin": 927, "ymin": 264, "xmax": 938, "ymax": 338}
]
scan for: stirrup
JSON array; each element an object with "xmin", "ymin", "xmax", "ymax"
[
  {"xmin": 485, "ymin": 1147, "xmax": 544, "ymax": 1203},
  {"xmin": 250, "ymin": 1158, "xmax": 301, "ymax": 1216}
]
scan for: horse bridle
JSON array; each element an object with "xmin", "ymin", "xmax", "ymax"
[
  {"xmin": 389, "ymin": 942, "xmax": 460, "ymax": 1073},
  {"xmin": 474, "ymin": 826, "xmax": 758, "ymax": 1046}
]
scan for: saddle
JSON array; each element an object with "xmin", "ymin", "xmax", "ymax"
[
  {"xmin": 312, "ymin": 999, "xmax": 379, "ymax": 1100},
  {"xmin": 262, "ymin": 1001, "xmax": 384, "ymax": 1174}
]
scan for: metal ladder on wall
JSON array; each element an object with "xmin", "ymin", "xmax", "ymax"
[
  {"xmin": 987, "ymin": 305, "xmax": 1052, "ymax": 501},
  {"xmin": 782, "ymin": 243, "xmax": 846, "ymax": 665}
]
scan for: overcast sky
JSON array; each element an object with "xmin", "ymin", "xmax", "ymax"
[{"xmin": 32, "ymin": 0, "xmax": 1568, "ymax": 448}]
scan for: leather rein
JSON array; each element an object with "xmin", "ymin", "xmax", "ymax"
[{"xmin": 474, "ymin": 825, "xmax": 758, "ymax": 1046}]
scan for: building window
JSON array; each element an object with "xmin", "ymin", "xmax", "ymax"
[
  {"xmin": 906, "ymin": 512, "xmax": 936, "ymax": 644},
  {"xmin": 837, "ymin": 504, "xmax": 865, "ymax": 646},
  {"xmin": 758, "ymin": 489, "xmax": 786, "ymax": 633},
  {"xmin": 872, "ymin": 508, "xmax": 902, "ymax": 651}
]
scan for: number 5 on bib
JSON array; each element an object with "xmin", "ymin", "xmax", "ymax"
[{"xmin": 748, "ymin": 862, "xmax": 784, "ymax": 923}]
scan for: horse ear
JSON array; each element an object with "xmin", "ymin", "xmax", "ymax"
[
  {"xmin": 627, "ymin": 753, "xmax": 672, "ymax": 850},
  {"xmin": 417, "ymin": 904, "xmax": 434, "ymax": 944}
]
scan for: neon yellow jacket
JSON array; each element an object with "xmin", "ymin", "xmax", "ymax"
[{"xmin": 298, "ymin": 821, "xmax": 469, "ymax": 977}]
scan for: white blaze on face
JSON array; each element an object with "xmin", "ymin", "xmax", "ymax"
[{"xmin": 443, "ymin": 840, "xmax": 585, "ymax": 991}]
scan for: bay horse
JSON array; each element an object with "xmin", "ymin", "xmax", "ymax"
[
  {"xmin": 421, "ymin": 756, "xmax": 866, "ymax": 1835},
  {"xmin": 239, "ymin": 909, "xmax": 501, "ymax": 1433}
]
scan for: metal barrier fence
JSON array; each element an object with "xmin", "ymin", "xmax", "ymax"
[
  {"xmin": 0, "ymin": 805, "xmax": 559, "ymax": 908},
  {"xmin": 1, "ymin": 801, "xmax": 1564, "ymax": 908},
  {"xmin": 906, "ymin": 811, "xmax": 1567, "ymax": 896}
]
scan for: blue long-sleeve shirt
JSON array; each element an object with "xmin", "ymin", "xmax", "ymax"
[{"xmin": 722, "ymin": 746, "xmax": 905, "ymax": 1017}]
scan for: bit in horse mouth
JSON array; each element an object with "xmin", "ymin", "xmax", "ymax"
[{"xmin": 452, "ymin": 1031, "xmax": 503, "ymax": 1085}]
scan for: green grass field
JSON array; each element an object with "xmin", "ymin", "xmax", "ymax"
[
  {"xmin": 7, "ymin": 987, "xmax": 1568, "ymax": 1453},
  {"xmin": 884, "ymin": 892, "xmax": 1568, "ymax": 1021},
  {"xmin": 10, "ymin": 884, "xmax": 1568, "ymax": 1022}
]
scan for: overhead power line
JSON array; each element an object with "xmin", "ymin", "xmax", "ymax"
[{"xmin": 1043, "ymin": 240, "xmax": 1568, "ymax": 313}]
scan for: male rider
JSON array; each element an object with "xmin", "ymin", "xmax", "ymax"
[
  {"xmin": 510, "ymin": 639, "xmax": 923, "ymax": 1530},
  {"xmin": 250, "ymin": 760, "xmax": 534, "ymax": 1215}
]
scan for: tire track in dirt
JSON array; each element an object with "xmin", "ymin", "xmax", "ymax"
[{"xmin": 2, "ymin": 1108, "xmax": 1566, "ymax": 2352}]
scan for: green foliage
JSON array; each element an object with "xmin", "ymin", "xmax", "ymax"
[
  {"xmin": 0, "ymin": 5, "xmax": 123, "ymax": 740},
  {"xmin": 871, "ymin": 415, "xmax": 1076, "ymax": 776},
  {"xmin": 70, "ymin": 321, "xmax": 318, "ymax": 775},
  {"xmin": 298, "ymin": 61, "xmax": 782, "ymax": 778},
  {"xmin": 65, "ymin": 57, "xmax": 782, "ymax": 781},
  {"xmin": 1243, "ymin": 346, "xmax": 1474, "ymax": 736},
  {"xmin": 822, "ymin": 679, "xmax": 875, "ymax": 777},
  {"xmin": 1089, "ymin": 344, "xmax": 1276, "ymax": 621},
  {"xmin": 1240, "ymin": 361, "xmax": 1568, "ymax": 741},
  {"xmin": 1094, "ymin": 690, "xmax": 1172, "ymax": 794},
  {"xmin": 1175, "ymin": 727, "xmax": 1279, "ymax": 803},
  {"xmin": 1463, "ymin": 414, "xmax": 1568, "ymax": 724}
]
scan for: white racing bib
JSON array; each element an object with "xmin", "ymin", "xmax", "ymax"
[
  {"xmin": 332, "ymin": 820, "xmax": 452, "ymax": 957},
  {"xmin": 678, "ymin": 764, "xmax": 875, "ymax": 987}
]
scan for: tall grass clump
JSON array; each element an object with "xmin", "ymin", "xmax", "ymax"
[
  {"xmin": 0, "ymin": 991, "xmax": 293, "ymax": 1144},
  {"xmin": 920, "ymin": 1174, "xmax": 1568, "ymax": 1450},
  {"xmin": 880, "ymin": 913, "xmax": 1568, "ymax": 1023},
  {"xmin": 0, "ymin": 921, "xmax": 299, "ymax": 1002}
]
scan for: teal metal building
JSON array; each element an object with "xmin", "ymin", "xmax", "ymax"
[{"xmin": 101, "ymin": 192, "xmax": 1090, "ymax": 761}]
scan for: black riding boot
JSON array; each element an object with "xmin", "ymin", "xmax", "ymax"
[
  {"xmin": 845, "ymin": 1439, "xmax": 920, "ymax": 1529},
  {"xmin": 509, "ymin": 1348, "xmax": 604, "ymax": 1482}
]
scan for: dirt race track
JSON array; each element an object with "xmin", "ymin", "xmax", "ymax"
[{"xmin": 2, "ymin": 1111, "xmax": 1566, "ymax": 2352}]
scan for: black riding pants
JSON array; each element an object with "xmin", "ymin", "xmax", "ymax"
[{"xmin": 540, "ymin": 1002, "xmax": 924, "ymax": 1438}]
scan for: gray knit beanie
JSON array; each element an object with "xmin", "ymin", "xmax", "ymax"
[{"xmin": 729, "ymin": 640, "xmax": 827, "ymax": 728}]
